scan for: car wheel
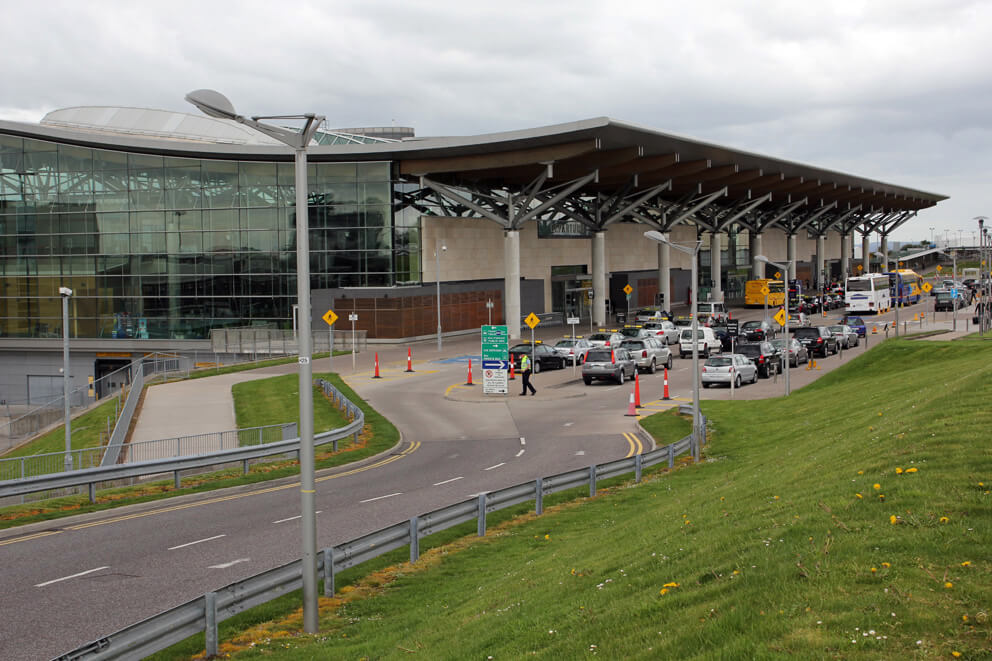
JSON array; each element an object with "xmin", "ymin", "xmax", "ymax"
[
  {"xmin": 665, "ymin": 355, "xmax": 673, "ymax": 370},
  {"xmin": 680, "ymin": 352, "xmax": 686, "ymax": 359},
  {"xmin": 735, "ymin": 375, "xmax": 741, "ymax": 388},
  {"xmin": 583, "ymin": 376, "xmax": 592, "ymax": 385},
  {"xmin": 533, "ymin": 360, "xmax": 541, "ymax": 374},
  {"xmin": 702, "ymin": 382, "xmax": 710, "ymax": 389},
  {"xmin": 648, "ymin": 359, "xmax": 656, "ymax": 374},
  {"xmin": 751, "ymin": 371, "xmax": 758, "ymax": 384},
  {"xmin": 617, "ymin": 369, "xmax": 625, "ymax": 385}
]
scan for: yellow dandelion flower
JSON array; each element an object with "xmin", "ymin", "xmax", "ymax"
[
  {"xmin": 660, "ymin": 588, "xmax": 668, "ymax": 595},
  {"xmin": 684, "ymin": 520, "xmax": 691, "ymax": 525},
  {"xmin": 980, "ymin": 482, "xmax": 985, "ymax": 487},
  {"xmin": 878, "ymin": 494, "xmax": 886, "ymax": 501},
  {"xmin": 878, "ymin": 411, "xmax": 883, "ymax": 416},
  {"xmin": 856, "ymin": 493, "xmax": 863, "ymax": 499},
  {"xmin": 895, "ymin": 467, "xmax": 903, "ymax": 475},
  {"xmin": 571, "ymin": 568, "xmax": 576, "ymax": 575},
  {"xmin": 882, "ymin": 562, "xmax": 891, "ymax": 568},
  {"xmin": 952, "ymin": 652, "xmax": 961, "ymax": 658},
  {"xmin": 940, "ymin": 516, "xmax": 949, "ymax": 523},
  {"xmin": 873, "ymin": 483, "xmax": 882, "ymax": 490},
  {"xmin": 871, "ymin": 567, "xmax": 877, "ymax": 573},
  {"xmin": 945, "ymin": 582, "xmax": 953, "ymax": 589},
  {"xmin": 732, "ymin": 570, "xmax": 740, "ymax": 575},
  {"xmin": 961, "ymin": 561, "xmax": 971, "ymax": 567},
  {"xmin": 720, "ymin": 496, "xmax": 725, "ymax": 501},
  {"xmin": 962, "ymin": 615, "xmax": 969, "ymax": 622},
  {"xmin": 905, "ymin": 467, "xmax": 918, "ymax": 473},
  {"xmin": 890, "ymin": 515, "xmax": 898, "ymax": 525},
  {"xmin": 663, "ymin": 581, "xmax": 680, "ymax": 588},
  {"xmin": 857, "ymin": 470, "xmax": 864, "ymax": 475},
  {"xmin": 773, "ymin": 495, "xmax": 779, "ymax": 500},
  {"xmin": 544, "ymin": 534, "xmax": 550, "ymax": 540},
  {"xmin": 869, "ymin": 426, "xmax": 874, "ymax": 431}
]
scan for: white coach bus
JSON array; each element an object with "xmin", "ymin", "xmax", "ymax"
[{"xmin": 845, "ymin": 274, "xmax": 891, "ymax": 314}]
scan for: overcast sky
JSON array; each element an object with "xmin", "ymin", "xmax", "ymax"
[{"xmin": 3, "ymin": 0, "xmax": 989, "ymax": 244}]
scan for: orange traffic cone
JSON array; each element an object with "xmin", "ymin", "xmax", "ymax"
[
  {"xmin": 373, "ymin": 352, "xmax": 382, "ymax": 378},
  {"xmin": 405, "ymin": 347, "xmax": 414, "ymax": 372},
  {"xmin": 465, "ymin": 358, "xmax": 474, "ymax": 386},
  {"xmin": 509, "ymin": 360, "xmax": 516, "ymax": 380},
  {"xmin": 634, "ymin": 371, "xmax": 642, "ymax": 408},
  {"xmin": 624, "ymin": 391, "xmax": 638, "ymax": 416},
  {"xmin": 662, "ymin": 367, "xmax": 671, "ymax": 400}
]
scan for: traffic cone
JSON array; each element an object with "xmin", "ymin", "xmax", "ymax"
[
  {"xmin": 405, "ymin": 347, "xmax": 414, "ymax": 372},
  {"xmin": 662, "ymin": 367, "xmax": 671, "ymax": 400},
  {"xmin": 509, "ymin": 360, "xmax": 516, "ymax": 380},
  {"xmin": 624, "ymin": 391, "xmax": 638, "ymax": 416},
  {"xmin": 465, "ymin": 358, "xmax": 474, "ymax": 386},
  {"xmin": 634, "ymin": 371, "xmax": 642, "ymax": 408},
  {"xmin": 913, "ymin": 313, "xmax": 919, "ymax": 321},
  {"xmin": 871, "ymin": 325, "xmax": 878, "ymax": 334},
  {"xmin": 373, "ymin": 352, "xmax": 382, "ymax": 378}
]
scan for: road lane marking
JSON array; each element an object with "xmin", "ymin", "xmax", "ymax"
[
  {"xmin": 168, "ymin": 534, "xmax": 226, "ymax": 550},
  {"xmin": 575, "ymin": 450, "xmax": 585, "ymax": 456},
  {"xmin": 360, "ymin": 492, "xmax": 402, "ymax": 503},
  {"xmin": 272, "ymin": 511, "xmax": 322, "ymax": 524},
  {"xmin": 36, "ymin": 566, "xmax": 109, "ymax": 587},
  {"xmin": 623, "ymin": 432, "xmax": 643, "ymax": 458},
  {"xmin": 520, "ymin": 437, "xmax": 526, "ymax": 445},
  {"xmin": 515, "ymin": 449, "xmax": 525, "ymax": 457},
  {"xmin": 209, "ymin": 558, "xmax": 249, "ymax": 569},
  {"xmin": 484, "ymin": 462, "xmax": 505, "ymax": 471},
  {"xmin": 0, "ymin": 530, "xmax": 61, "ymax": 547},
  {"xmin": 433, "ymin": 477, "xmax": 463, "ymax": 486}
]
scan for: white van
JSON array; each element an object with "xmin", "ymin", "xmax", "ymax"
[
  {"xmin": 678, "ymin": 327, "xmax": 723, "ymax": 358},
  {"xmin": 696, "ymin": 301, "xmax": 728, "ymax": 322}
]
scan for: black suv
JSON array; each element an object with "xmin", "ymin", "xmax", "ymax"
[
  {"xmin": 792, "ymin": 326, "xmax": 838, "ymax": 358},
  {"xmin": 736, "ymin": 341, "xmax": 782, "ymax": 378},
  {"xmin": 740, "ymin": 319, "xmax": 776, "ymax": 342}
]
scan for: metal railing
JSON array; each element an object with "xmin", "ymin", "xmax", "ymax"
[
  {"xmin": 210, "ymin": 327, "xmax": 367, "ymax": 355},
  {"xmin": 0, "ymin": 379, "xmax": 363, "ymax": 505},
  {"xmin": 55, "ymin": 419, "xmax": 704, "ymax": 660}
]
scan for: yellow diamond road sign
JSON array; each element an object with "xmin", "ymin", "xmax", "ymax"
[
  {"xmin": 774, "ymin": 271, "xmax": 781, "ymax": 279},
  {"xmin": 760, "ymin": 286, "xmax": 770, "ymax": 296},
  {"xmin": 857, "ymin": 264, "xmax": 863, "ymax": 271},
  {"xmin": 322, "ymin": 309, "xmax": 339, "ymax": 326},
  {"xmin": 773, "ymin": 309, "xmax": 787, "ymax": 327},
  {"xmin": 921, "ymin": 282, "xmax": 932, "ymax": 293},
  {"xmin": 936, "ymin": 264, "xmax": 943, "ymax": 272},
  {"xmin": 623, "ymin": 284, "xmax": 633, "ymax": 295},
  {"xmin": 524, "ymin": 312, "xmax": 541, "ymax": 329}
]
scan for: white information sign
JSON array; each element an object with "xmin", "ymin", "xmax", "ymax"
[{"xmin": 483, "ymin": 367, "xmax": 508, "ymax": 394}]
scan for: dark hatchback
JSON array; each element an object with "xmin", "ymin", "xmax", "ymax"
[
  {"xmin": 793, "ymin": 326, "xmax": 839, "ymax": 358},
  {"xmin": 508, "ymin": 343, "xmax": 565, "ymax": 372},
  {"xmin": 736, "ymin": 341, "xmax": 782, "ymax": 378}
]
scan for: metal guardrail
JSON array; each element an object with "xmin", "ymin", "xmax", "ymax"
[
  {"xmin": 210, "ymin": 327, "xmax": 368, "ymax": 355},
  {"xmin": 0, "ymin": 379, "xmax": 363, "ymax": 504},
  {"xmin": 101, "ymin": 362, "xmax": 144, "ymax": 466},
  {"xmin": 55, "ymin": 419, "xmax": 704, "ymax": 660}
]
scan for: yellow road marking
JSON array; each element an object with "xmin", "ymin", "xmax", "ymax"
[
  {"xmin": 623, "ymin": 432, "xmax": 643, "ymax": 458},
  {"xmin": 1, "ymin": 442, "xmax": 422, "ymax": 544}
]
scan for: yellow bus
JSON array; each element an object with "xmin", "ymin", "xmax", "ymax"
[{"xmin": 744, "ymin": 279, "xmax": 785, "ymax": 307}]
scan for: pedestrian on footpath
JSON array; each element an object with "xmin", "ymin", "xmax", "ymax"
[{"xmin": 520, "ymin": 353, "xmax": 536, "ymax": 396}]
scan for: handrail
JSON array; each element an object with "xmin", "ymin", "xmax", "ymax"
[
  {"xmin": 54, "ymin": 416, "xmax": 705, "ymax": 660},
  {"xmin": 0, "ymin": 379, "xmax": 363, "ymax": 503}
]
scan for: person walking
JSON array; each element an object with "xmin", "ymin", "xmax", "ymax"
[{"xmin": 520, "ymin": 352, "xmax": 536, "ymax": 396}]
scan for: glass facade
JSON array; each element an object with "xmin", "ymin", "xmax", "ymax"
[{"xmin": 0, "ymin": 134, "xmax": 416, "ymax": 339}]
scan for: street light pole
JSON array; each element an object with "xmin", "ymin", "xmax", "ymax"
[
  {"xmin": 60, "ymin": 286, "xmax": 73, "ymax": 472},
  {"xmin": 435, "ymin": 238, "xmax": 446, "ymax": 352},
  {"xmin": 644, "ymin": 231, "xmax": 703, "ymax": 458},
  {"xmin": 755, "ymin": 256, "xmax": 792, "ymax": 396},
  {"xmin": 186, "ymin": 90, "xmax": 324, "ymax": 634}
]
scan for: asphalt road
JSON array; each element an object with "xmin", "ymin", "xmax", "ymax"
[{"xmin": 0, "ymin": 296, "xmax": 957, "ymax": 660}]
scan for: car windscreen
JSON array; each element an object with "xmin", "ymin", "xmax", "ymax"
[
  {"xmin": 586, "ymin": 350, "xmax": 613, "ymax": 362},
  {"xmin": 742, "ymin": 321, "xmax": 760, "ymax": 329},
  {"xmin": 622, "ymin": 341, "xmax": 644, "ymax": 350},
  {"xmin": 827, "ymin": 326, "xmax": 844, "ymax": 333},
  {"xmin": 619, "ymin": 328, "xmax": 640, "ymax": 336},
  {"xmin": 737, "ymin": 345, "xmax": 760, "ymax": 356},
  {"xmin": 680, "ymin": 330, "xmax": 703, "ymax": 339},
  {"xmin": 509, "ymin": 345, "xmax": 532, "ymax": 352},
  {"xmin": 555, "ymin": 340, "xmax": 576, "ymax": 347},
  {"xmin": 589, "ymin": 333, "xmax": 611, "ymax": 341},
  {"xmin": 706, "ymin": 357, "xmax": 732, "ymax": 367}
]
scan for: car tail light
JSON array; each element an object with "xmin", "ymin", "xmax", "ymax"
[
  {"xmin": 816, "ymin": 338, "xmax": 823, "ymax": 344},
  {"xmin": 701, "ymin": 366, "xmax": 707, "ymax": 372},
  {"xmin": 605, "ymin": 341, "xmax": 610, "ymax": 347},
  {"xmin": 642, "ymin": 350, "xmax": 648, "ymax": 358}
]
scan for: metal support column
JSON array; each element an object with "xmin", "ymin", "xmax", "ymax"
[
  {"xmin": 751, "ymin": 232, "xmax": 764, "ymax": 279},
  {"xmin": 816, "ymin": 235, "xmax": 826, "ymax": 290},
  {"xmin": 787, "ymin": 234, "xmax": 797, "ymax": 281},
  {"xmin": 840, "ymin": 233, "xmax": 850, "ymax": 280},
  {"xmin": 710, "ymin": 231, "xmax": 723, "ymax": 302},
  {"xmin": 657, "ymin": 240, "xmax": 671, "ymax": 312},
  {"xmin": 505, "ymin": 230, "xmax": 521, "ymax": 340},
  {"xmin": 862, "ymin": 235, "xmax": 871, "ymax": 272},
  {"xmin": 592, "ymin": 231, "xmax": 607, "ymax": 326}
]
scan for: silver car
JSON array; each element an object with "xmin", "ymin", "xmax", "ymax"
[
  {"xmin": 587, "ymin": 331, "xmax": 624, "ymax": 349},
  {"xmin": 553, "ymin": 337, "xmax": 592, "ymax": 365},
  {"xmin": 582, "ymin": 347, "xmax": 637, "ymax": 385},
  {"xmin": 826, "ymin": 324, "xmax": 859, "ymax": 348},
  {"xmin": 770, "ymin": 337, "xmax": 809, "ymax": 367},
  {"xmin": 642, "ymin": 320, "xmax": 679, "ymax": 345},
  {"xmin": 701, "ymin": 354, "xmax": 758, "ymax": 388},
  {"xmin": 620, "ymin": 336, "xmax": 672, "ymax": 374}
]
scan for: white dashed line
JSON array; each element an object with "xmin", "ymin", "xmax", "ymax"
[
  {"xmin": 515, "ymin": 449, "xmax": 525, "ymax": 457},
  {"xmin": 168, "ymin": 534, "xmax": 226, "ymax": 550},
  {"xmin": 520, "ymin": 437, "xmax": 527, "ymax": 444},
  {"xmin": 271, "ymin": 510, "xmax": 321, "ymax": 524},
  {"xmin": 360, "ymin": 492, "xmax": 402, "ymax": 503},
  {"xmin": 36, "ymin": 566, "xmax": 109, "ymax": 587},
  {"xmin": 575, "ymin": 450, "xmax": 586, "ymax": 456},
  {"xmin": 209, "ymin": 558, "xmax": 249, "ymax": 569},
  {"xmin": 484, "ymin": 462, "xmax": 505, "ymax": 471},
  {"xmin": 433, "ymin": 476, "xmax": 464, "ymax": 486}
]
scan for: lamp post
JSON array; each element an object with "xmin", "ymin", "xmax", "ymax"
[
  {"xmin": 60, "ymin": 286, "xmax": 73, "ymax": 472},
  {"xmin": 755, "ymin": 256, "xmax": 793, "ymax": 396},
  {"xmin": 435, "ymin": 237, "xmax": 446, "ymax": 351},
  {"xmin": 644, "ymin": 231, "xmax": 703, "ymax": 458},
  {"xmin": 186, "ymin": 89, "xmax": 324, "ymax": 633},
  {"xmin": 930, "ymin": 227, "xmax": 935, "ymax": 247}
]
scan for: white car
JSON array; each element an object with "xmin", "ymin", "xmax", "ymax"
[
  {"xmin": 620, "ymin": 336, "xmax": 672, "ymax": 373},
  {"xmin": 697, "ymin": 301, "xmax": 728, "ymax": 323},
  {"xmin": 701, "ymin": 353, "xmax": 758, "ymax": 388},
  {"xmin": 553, "ymin": 338, "xmax": 592, "ymax": 365},
  {"xmin": 678, "ymin": 326, "xmax": 723, "ymax": 359},
  {"xmin": 642, "ymin": 320, "xmax": 679, "ymax": 345},
  {"xmin": 587, "ymin": 331, "xmax": 624, "ymax": 349},
  {"xmin": 826, "ymin": 324, "xmax": 859, "ymax": 348}
]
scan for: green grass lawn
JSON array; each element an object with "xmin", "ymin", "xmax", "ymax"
[{"xmin": 205, "ymin": 337, "xmax": 991, "ymax": 660}]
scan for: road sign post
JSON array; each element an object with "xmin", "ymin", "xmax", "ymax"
[
  {"xmin": 525, "ymin": 312, "xmax": 541, "ymax": 367},
  {"xmin": 482, "ymin": 324, "xmax": 509, "ymax": 395},
  {"xmin": 623, "ymin": 284, "xmax": 633, "ymax": 323},
  {"xmin": 348, "ymin": 313, "xmax": 358, "ymax": 371},
  {"xmin": 567, "ymin": 316, "xmax": 580, "ymax": 374},
  {"xmin": 322, "ymin": 309, "xmax": 338, "ymax": 372}
]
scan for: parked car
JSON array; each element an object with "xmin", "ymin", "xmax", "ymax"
[
  {"xmin": 618, "ymin": 326, "xmax": 652, "ymax": 341},
  {"xmin": 736, "ymin": 341, "xmax": 782, "ymax": 378},
  {"xmin": 641, "ymin": 320, "xmax": 679, "ymax": 345},
  {"xmin": 770, "ymin": 337, "xmax": 809, "ymax": 368},
  {"xmin": 740, "ymin": 319, "xmax": 777, "ymax": 342},
  {"xmin": 621, "ymin": 336, "xmax": 672, "ymax": 373},
  {"xmin": 841, "ymin": 315, "xmax": 866, "ymax": 337},
  {"xmin": 587, "ymin": 330, "xmax": 624, "ymax": 348},
  {"xmin": 634, "ymin": 307, "xmax": 671, "ymax": 323},
  {"xmin": 787, "ymin": 312, "xmax": 810, "ymax": 328},
  {"xmin": 678, "ymin": 326, "xmax": 723, "ymax": 358},
  {"xmin": 582, "ymin": 347, "xmax": 637, "ymax": 385},
  {"xmin": 793, "ymin": 326, "xmax": 839, "ymax": 358},
  {"xmin": 827, "ymin": 324, "xmax": 859, "ymax": 348},
  {"xmin": 696, "ymin": 301, "xmax": 728, "ymax": 323},
  {"xmin": 701, "ymin": 353, "xmax": 758, "ymax": 388},
  {"xmin": 934, "ymin": 290, "xmax": 965, "ymax": 311},
  {"xmin": 508, "ymin": 343, "xmax": 564, "ymax": 372},
  {"xmin": 552, "ymin": 337, "xmax": 592, "ymax": 366}
]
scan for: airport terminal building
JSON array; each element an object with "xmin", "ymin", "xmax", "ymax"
[{"xmin": 0, "ymin": 107, "xmax": 945, "ymax": 405}]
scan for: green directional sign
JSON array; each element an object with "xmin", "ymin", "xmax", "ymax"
[{"xmin": 481, "ymin": 325, "xmax": 509, "ymax": 362}]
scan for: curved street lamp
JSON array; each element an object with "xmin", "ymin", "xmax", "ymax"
[
  {"xmin": 754, "ymin": 255, "xmax": 793, "ymax": 396},
  {"xmin": 187, "ymin": 89, "xmax": 324, "ymax": 634}
]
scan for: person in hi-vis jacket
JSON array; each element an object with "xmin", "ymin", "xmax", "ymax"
[{"xmin": 520, "ymin": 353, "xmax": 536, "ymax": 395}]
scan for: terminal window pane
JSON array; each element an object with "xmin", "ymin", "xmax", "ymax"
[
  {"xmin": 133, "ymin": 232, "xmax": 166, "ymax": 253},
  {"xmin": 314, "ymin": 163, "xmax": 357, "ymax": 183},
  {"xmin": 164, "ymin": 158, "xmax": 202, "ymax": 188},
  {"xmin": 357, "ymin": 162, "xmax": 389, "ymax": 181},
  {"xmin": 239, "ymin": 162, "xmax": 278, "ymax": 187},
  {"xmin": 93, "ymin": 150, "xmax": 128, "ymax": 172},
  {"xmin": 166, "ymin": 188, "xmax": 203, "ymax": 210},
  {"xmin": 59, "ymin": 145, "xmax": 93, "ymax": 172},
  {"xmin": 204, "ymin": 209, "xmax": 238, "ymax": 231}
]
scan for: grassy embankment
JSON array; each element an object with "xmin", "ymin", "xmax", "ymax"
[
  {"xmin": 172, "ymin": 338, "xmax": 990, "ymax": 660},
  {"xmin": 0, "ymin": 372, "xmax": 396, "ymax": 529}
]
